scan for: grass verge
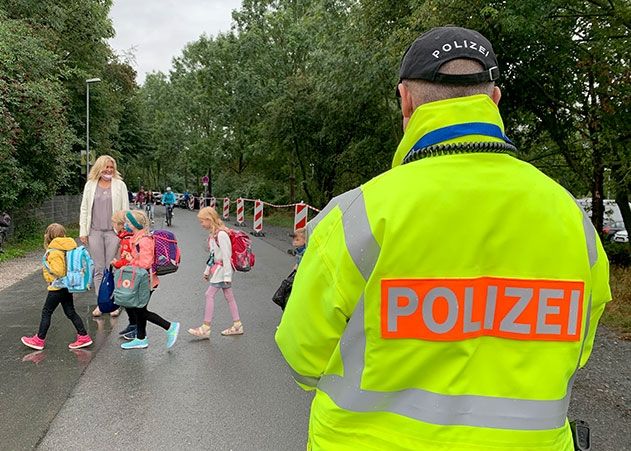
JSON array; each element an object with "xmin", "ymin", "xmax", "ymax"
[
  {"xmin": 0, "ymin": 224, "xmax": 80, "ymax": 264},
  {"xmin": 602, "ymin": 265, "xmax": 631, "ymax": 338},
  {"xmin": 264, "ymin": 209, "xmax": 295, "ymax": 229}
]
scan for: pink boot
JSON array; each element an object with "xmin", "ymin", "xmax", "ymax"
[
  {"xmin": 21, "ymin": 335, "xmax": 45, "ymax": 350},
  {"xmin": 68, "ymin": 334, "xmax": 93, "ymax": 349}
]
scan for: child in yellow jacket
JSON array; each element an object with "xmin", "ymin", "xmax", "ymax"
[{"xmin": 20, "ymin": 223, "xmax": 93, "ymax": 350}]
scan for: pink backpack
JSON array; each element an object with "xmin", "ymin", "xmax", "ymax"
[
  {"xmin": 212, "ymin": 229, "xmax": 255, "ymax": 272},
  {"xmin": 227, "ymin": 229, "xmax": 255, "ymax": 272},
  {"xmin": 152, "ymin": 230, "xmax": 181, "ymax": 275}
]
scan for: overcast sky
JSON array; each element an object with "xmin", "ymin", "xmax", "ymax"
[{"xmin": 108, "ymin": 0, "xmax": 242, "ymax": 84}]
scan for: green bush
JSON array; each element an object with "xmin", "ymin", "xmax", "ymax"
[{"xmin": 603, "ymin": 241, "xmax": 631, "ymax": 267}]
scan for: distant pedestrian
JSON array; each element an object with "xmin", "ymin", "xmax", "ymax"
[
  {"xmin": 291, "ymin": 227, "xmax": 306, "ymax": 270},
  {"xmin": 0, "ymin": 211, "xmax": 10, "ymax": 252},
  {"xmin": 272, "ymin": 227, "xmax": 307, "ymax": 311},
  {"xmin": 188, "ymin": 207, "xmax": 243, "ymax": 339},
  {"xmin": 20, "ymin": 223, "xmax": 93, "ymax": 351},
  {"xmin": 118, "ymin": 210, "xmax": 180, "ymax": 350}
]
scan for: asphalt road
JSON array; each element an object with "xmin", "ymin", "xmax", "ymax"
[
  {"xmin": 0, "ymin": 209, "xmax": 311, "ymax": 451},
  {"xmin": 0, "ymin": 208, "xmax": 629, "ymax": 450}
]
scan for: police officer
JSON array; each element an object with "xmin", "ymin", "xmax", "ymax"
[{"xmin": 275, "ymin": 26, "xmax": 611, "ymax": 451}]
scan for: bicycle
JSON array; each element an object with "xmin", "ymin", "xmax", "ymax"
[
  {"xmin": 144, "ymin": 202, "xmax": 154, "ymax": 224},
  {"xmin": 165, "ymin": 204, "xmax": 174, "ymax": 227}
]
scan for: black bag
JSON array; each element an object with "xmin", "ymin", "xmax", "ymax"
[{"xmin": 272, "ymin": 270, "xmax": 296, "ymax": 310}]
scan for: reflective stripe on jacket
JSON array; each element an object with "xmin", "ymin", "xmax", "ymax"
[{"xmin": 275, "ymin": 95, "xmax": 611, "ymax": 450}]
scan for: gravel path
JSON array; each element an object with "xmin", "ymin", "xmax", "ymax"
[
  {"xmin": 3, "ymin": 224, "xmax": 629, "ymax": 449},
  {"xmin": 0, "ymin": 251, "xmax": 41, "ymax": 291}
]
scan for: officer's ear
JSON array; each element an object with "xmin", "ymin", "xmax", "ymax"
[
  {"xmin": 398, "ymin": 82, "xmax": 415, "ymax": 132},
  {"xmin": 491, "ymin": 86, "xmax": 501, "ymax": 106}
]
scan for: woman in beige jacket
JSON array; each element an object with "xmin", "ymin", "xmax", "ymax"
[{"xmin": 79, "ymin": 155, "xmax": 129, "ymax": 316}]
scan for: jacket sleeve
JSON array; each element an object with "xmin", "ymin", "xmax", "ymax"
[
  {"xmin": 217, "ymin": 231, "xmax": 233, "ymax": 282},
  {"xmin": 275, "ymin": 205, "xmax": 366, "ymax": 390},
  {"xmin": 79, "ymin": 182, "xmax": 92, "ymax": 237},
  {"xmin": 580, "ymin": 232, "xmax": 612, "ymax": 367},
  {"xmin": 45, "ymin": 250, "xmax": 67, "ymax": 278},
  {"xmin": 119, "ymin": 180, "xmax": 130, "ymax": 211}
]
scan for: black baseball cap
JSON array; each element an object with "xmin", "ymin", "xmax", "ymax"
[{"xmin": 397, "ymin": 26, "xmax": 499, "ymax": 95}]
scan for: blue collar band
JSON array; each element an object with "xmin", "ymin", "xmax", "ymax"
[{"xmin": 410, "ymin": 122, "xmax": 513, "ymax": 153}]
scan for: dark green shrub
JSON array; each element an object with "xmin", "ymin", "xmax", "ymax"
[{"xmin": 603, "ymin": 241, "xmax": 631, "ymax": 267}]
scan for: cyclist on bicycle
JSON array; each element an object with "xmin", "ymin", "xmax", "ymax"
[
  {"xmin": 135, "ymin": 187, "xmax": 146, "ymax": 209},
  {"xmin": 161, "ymin": 187, "xmax": 176, "ymax": 226},
  {"xmin": 145, "ymin": 189, "xmax": 155, "ymax": 224}
]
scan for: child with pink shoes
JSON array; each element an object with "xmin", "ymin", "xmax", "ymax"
[{"xmin": 21, "ymin": 223, "xmax": 93, "ymax": 351}]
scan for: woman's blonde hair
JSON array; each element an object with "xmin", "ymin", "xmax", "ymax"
[
  {"xmin": 197, "ymin": 207, "xmax": 226, "ymax": 233},
  {"xmin": 44, "ymin": 223, "xmax": 66, "ymax": 248},
  {"xmin": 111, "ymin": 210, "xmax": 127, "ymax": 225},
  {"xmin": 125, "ymin": 210, "xmax": 149, "ymax": 231},
  {"xmin": 88, "ymin": 155, "xmax": 123, "ymax": 181}
]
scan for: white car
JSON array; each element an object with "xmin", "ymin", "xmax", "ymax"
[{"xmin": 613, "ymin": 229, "xmax": 628, "ymax": 243}]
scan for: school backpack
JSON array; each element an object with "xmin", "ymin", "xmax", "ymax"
[
  {"xmin": 43, "ymin": 245, "xmax": 94, "ymax": 292},
  {"xmin": 152, "ymin": 229, "xmax": 181, "ymax": 276},
  {"xmin": 227, "ymin": 229, "xmax": 255, "ymax": 272},
  {"xmin": 113, "ymin": 266, "xmax": 150, "ymax": 308},
  {"xmin": 97, "ymin": 266, "xmax": 117, "ymax": 313}
]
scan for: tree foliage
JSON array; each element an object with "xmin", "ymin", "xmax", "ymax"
[
  {"xmin": 0, "ymin": 0, "xmax": 145, "ymax": 212},
  {"xmin": 1, "ymin": 0, "xmax": 628, "ymax": 239}
]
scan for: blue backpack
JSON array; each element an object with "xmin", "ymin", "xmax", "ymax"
[{"xmin": 43, "ymin": 246, "xmax": 94, "ymax": 292}]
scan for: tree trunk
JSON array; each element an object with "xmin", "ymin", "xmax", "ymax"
[{"xmin": 591, "ymin": 149, "xmax": 605, "ymax": 235}]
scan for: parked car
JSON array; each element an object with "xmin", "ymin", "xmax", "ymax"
[
  {"xmin": 152, "ymin": 191, "xmax": 162, "ymax": 205},
  {"xmin": 613, "ymin": 230, "xmax": 628, "ymax": 243},
  {"xmin": 603, "ymin": 220, "xmax": 626, "ymax": 241}
]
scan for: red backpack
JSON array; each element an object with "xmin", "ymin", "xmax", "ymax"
[{"xmin": 213, "ymin": 229, "xmax": 255, "ymax": 272}]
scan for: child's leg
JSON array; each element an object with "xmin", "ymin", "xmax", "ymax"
[
  {"xmin": 204, "ymin": 286, "xmax": 221, "ymax": 323},
  {"xmin": 144, "ymin": 309, "xmax": 171, "ymax": 331},
  {"xmin": 132, "ymin": 307, "xmax": 148, "ymax": 339},
  {"xmin": 37, "ymin": 290, "xmax": 63, "ymax": 339},
  {"xmin": 222, "ymin": 288, "xmax": 241, "ymax": 322},
  {"xmin": 126, "ymin": 307, "xmax": 137, "ymax": 326},
  {"xmin": 59, "ymin": 291, "xmax": 88, "ymax": 336}
]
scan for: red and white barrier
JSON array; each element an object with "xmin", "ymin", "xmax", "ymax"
[
  {"xmin": 253, "ymin": 200, "xmax": 264, "ymax": 236},
  {"xmin": 236, "ymin": 198, "xmax": 245, "ymax": 225},
  {"xmin": 223, "ymin": 197, "xmax": 230, "ymax": 219},
  {"xmin": 294, "ymin": 202, "xmax": 308, "ymax": 231},
  {"xmin": 210, "ymin": 197, "xmax": 216, "ymax": 209}
]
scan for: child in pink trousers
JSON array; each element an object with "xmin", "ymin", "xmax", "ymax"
[
  {"xmin": 188, "ymin": 207, "xmax": 243, "ymax": 338},
  {"xmin": 21, "ymin": 223, "xmax": 93, "ymax": 350}
]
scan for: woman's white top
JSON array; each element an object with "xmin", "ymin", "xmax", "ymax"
[{"xmin": 80, "ymin": 178, "xmax": 129, "ymax": 237}]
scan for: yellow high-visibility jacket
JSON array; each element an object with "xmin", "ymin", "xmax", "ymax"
[{"xmin": 275, "ymin": 95, "xmax": 611, "ymax": 450}]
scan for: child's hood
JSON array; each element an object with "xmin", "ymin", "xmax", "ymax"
[{"xmin": 48, "ymin": 237, "xmax": 78, "ymax": 251}]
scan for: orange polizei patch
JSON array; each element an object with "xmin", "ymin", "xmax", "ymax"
[{"xmin": 381, "ymin": 277, "xmax": 584, "ymax": 342}]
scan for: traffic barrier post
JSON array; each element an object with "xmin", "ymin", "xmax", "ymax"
[
  {"xmin": 236, "ymin": 198, "xmax": 245, "ymax": 226},
  {"xmin": 294, "ymin": 202, "xmax": 308, "ymax": 232},
  {"xmin": 252, "ymin": 200, "xmax": 265, "ymax": 236},
  {"xmin": 223, "ymin": 197, "xmax": 230, "ymax": 220}
]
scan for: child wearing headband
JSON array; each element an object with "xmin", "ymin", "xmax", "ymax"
[{"xmin": 119, "ymin": 210, "xmax": 180, "ymax": 350}]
